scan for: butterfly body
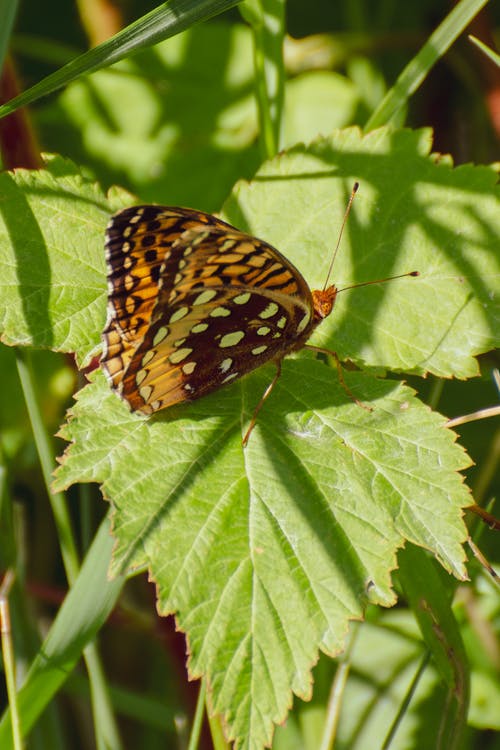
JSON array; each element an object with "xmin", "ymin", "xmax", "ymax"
[{"xmin": 102, "ymin": 205, "xmax": 338, "ymax": 415}]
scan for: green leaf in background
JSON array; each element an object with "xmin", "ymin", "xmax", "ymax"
[
  {"xmin": 460, "ymin": 571, "xmax": 500, "ymax": 732},
  {"xmin": 398, "ymin": 545, "xmax": 469, "ymax": 749},
  {"xmin": 1, "ymin": 128, "xmax": 497, "ymax": 374},
  {"xmin": 37, "ymin": 21, "xmax": 359, "ymax": 211},
  {"xmin": 275, "ymin": 565, "xmax": 499, "ymax": 750},
  {"xmin": 283, "ymin": 69, "xmax": 359, "ymax": 146},
  {"xmin": 38, "ymin": 22, "xmax": 260, "ymax": 212}
]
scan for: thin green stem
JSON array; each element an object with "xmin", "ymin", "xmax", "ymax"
[
  {"xmin": 0, "ymin": 0, "xmax": 18, "ymax": 75},
  {"xmin": 14, "ymin": 348, "xmax": 122, "ymax": 750},
  {"xmin": 15, "ymin": 349, "xmax": 80, "ymax": 582},
  {"xmin": 85, "ymin": 645, "xmax": 123, "ymax": 750},
  {"xmin": 472, "ymin": 429, "xmax": 500, "ymax": 507},
  {"xmin": 468, "ymin": 34, "xmax": 500, "ymax": 66},
  {"xmin": 253, "ymin": 35, "xmax": 278, "ymax": 158},
  {"xmin": 0, "ymin": 571, "xmax": 23, "ymax": 750},
  {"xmin": 319, "ymin": 662, "xmax": 350, "ymax": 750},
  {"xmin": 80, "ymin": 482, "xmax": 93, "ymax": 551},
  {"xmin": 187, "ymin": 680, "xmax": 206, "ymax": 750},
  {"xmin": 241, "ymin": 0, "xmax": 286, "ymax": 159},
  {"xmin": 77, "ymin": 372, "xmax": 93, "ymax": 551},
  {"xmin": 381, "ymin": 651, "xmax": 431, "ymax": 750},
  {"xmin": 427, "ymin": 377, "xmax": 445, "ymax": 411},
  {"xmin": 206, "ymin": 684, "xmax": 231, "ymax": 750},
  {"xmin": 319, "ymin": 624, "xmax": 359, "ymax": 750}
]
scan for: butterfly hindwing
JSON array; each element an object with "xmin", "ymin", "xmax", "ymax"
[{"xmin": 122, "ymin": 284, "xmax": 312, "ymax": 413}]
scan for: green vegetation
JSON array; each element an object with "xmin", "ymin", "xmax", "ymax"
[{"xmin": 0, "ymin": 1, "xmax": 498, "ymax": 749}]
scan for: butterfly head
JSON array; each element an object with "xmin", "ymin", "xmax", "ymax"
[{"xmin": 312, "ymin": 285, "xmax": 337, "ymax": 321}]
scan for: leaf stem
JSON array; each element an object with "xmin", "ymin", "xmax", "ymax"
[
  {"xmin": 188, "ymin": 679, "xmax": 206, "ymax": 750},
  {"xmin": 206, "ymin": 682, "xmax": 231, "ymax": 750},
  {"xmin": 241, "ymin": 0, "xmax": 286, "ymax": 159},
  {"xmin": 447, "ymin": 405, "xmax": 500, "ymax": 429},
  {"xmin": 319, "ymin": 624, "xmax": 359, "ymax": 750}
]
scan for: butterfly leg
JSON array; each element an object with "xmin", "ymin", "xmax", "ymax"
[
  {"xmin": 303, "ymin": 345, "xmax": 372, "ymax": 411},
  {"xmin": 242, "ymin": 360, "xmax": 282, "ymax": 447}
]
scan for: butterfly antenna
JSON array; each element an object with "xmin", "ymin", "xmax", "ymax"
[
  {"xmin": 322, "ymin": 182, "xmax": 359, "ymax": 292},
  {"xmin": 337, "ymin": 270, "xmax": 420, "ymax": 294}
]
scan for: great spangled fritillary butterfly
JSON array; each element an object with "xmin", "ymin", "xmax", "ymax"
[{"xmin": 101, "ymin": 188, "xmax": 416, "ymax": 442}]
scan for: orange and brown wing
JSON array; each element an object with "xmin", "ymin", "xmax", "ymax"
[
  {"xmin": 102, "ymin": 205, "xmax": 225, "ymax": 390},
  {"xmin": 101, "ymin": 205, "xmax": 315, "ymax": 413},
  {"xmin": 122, "ymin": 283, "xmax": 312, "ymax": 413}
]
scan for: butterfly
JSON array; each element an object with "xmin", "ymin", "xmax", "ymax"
[{"xmin": 101, "ymin": 189, "xmax": 416, "ymax": 442}]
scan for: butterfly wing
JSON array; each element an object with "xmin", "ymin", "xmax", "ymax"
[
  {"xmin": 102, "ymin": 206, "xmax": 235, "ymax": 390},
  {"xmin": 101, "ymin": 205, "xmax": 316, "ymax": 414},
  {"xmin": 122, "ymin": 282, "xmax": 313, "ymax": 414}
]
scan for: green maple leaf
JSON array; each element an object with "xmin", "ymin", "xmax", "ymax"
[{"xmin": 1, "ymin": 127, "xmax": 497, "ymax": 749}]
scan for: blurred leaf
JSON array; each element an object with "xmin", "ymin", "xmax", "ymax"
[
  {"xmin": 460, "ymin": 573, "xmax": 500, "ymax": 731},
  {"xmin": 365, "ymin": 0, "xmax": 490, "ymax": 130},
  {"xmin": 0, "ymin": 453, "xmax": 15, "ymax": 568},
  {"xmin": 332, "ymin": 612, "xmax": 449, "ymax": 749},
  {"xmin": 3, "ymin": 129, "xmax": 497, "ymax": 378},
  {"xmin": 0, "ymin": 0, "xmax": 242, "ymax": 119},
  {"xmin": 469, "ymin": 671, "xmax": 500, "ymax": 729},
  {"xmin": 283, "ymin": 70, "xmax": 359, "ymax": 145},
  {"xmin": 38, "ymin": 23, "xmax": 260, "ymax": 211},
  {"xmin": 38, "ymin": 23, "xmax": 361, "ymax": 211},
  {"xmin": 0, "ymin": 516, "xmax": 125, "ymax": 748}
]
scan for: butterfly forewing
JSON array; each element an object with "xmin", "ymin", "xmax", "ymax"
[{"xmin": 101, "ymin": 206, "xmax": 317, "ymax": 413}]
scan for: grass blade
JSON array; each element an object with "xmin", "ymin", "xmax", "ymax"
[
  {"xmin": 365, "ymin": 0, "xmax": 489, "ymax": 130},
  {"xmin": 0, "ymin": 0, "xmax": 241, "ymax": 120}
]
